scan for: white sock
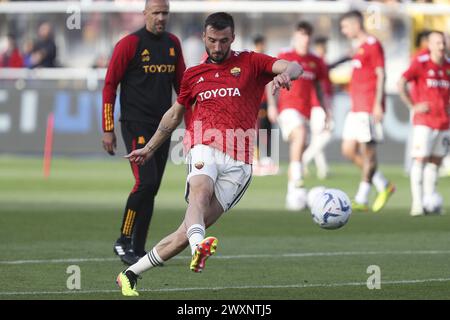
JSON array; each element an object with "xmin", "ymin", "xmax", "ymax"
[
  {"xmin": 423, "ymin": 162, "xmax": 438, "ymax": 197},
  {"xmin": 127, "ymin": 247, "xmax": 164, "ymax": 275},
  {"xmin": 372, "ymin": 170, "xmax": 388, "ymax": 193},
  {"xmin": 303, "ymin": 141, "xmax": 316, "ymax": 166},
  {"xmin": 410, "ymin": 160, "xmax": 424, "ymax": 208},
  {"xmin": 314, "ymin": 152, "xmax": 328, "ymax": 178},
  {"xmin": 303, "ymin": 131, "xmax": 331, "ymax": 165},
  {"xmin": 355, "ymin": 181, "xmax": 371, "ymax": 205},
  {"xmin": 289, "ymin": 161, "xmax": 303, "ymax": 185},
  {"xmin": 187, "ymin": 224, "xmax": 205, "ymax": 255}
]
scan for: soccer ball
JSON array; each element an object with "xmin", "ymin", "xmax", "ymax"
[
  {"xmin": 310, "ymin": 188, "xmax": 352, "ymax": 230},
  {"xmin": 423, "ymin": 192, "xmax": 443, "ymax": 214},
  {"xmin": 307, "ymin": 186, "xmax": 326, "ymax": 209}
]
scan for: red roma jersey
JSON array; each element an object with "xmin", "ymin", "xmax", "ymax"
[
  {"xmin": 277, "ymin": 49, "xmax": 327, "ymax": 118},
  {"xmin": 349, "ymin": 36, "xmax": 385, "ymax": 113},
  {"xmin": 177, "ymin": 51, "xmax": 278, "ymax": 163},
  {"xmin": 402, "ymin": 54, "xmax": 450, "ymax": 130}
]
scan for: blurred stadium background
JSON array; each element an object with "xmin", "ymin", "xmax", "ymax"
[
  {"xmin": 1, "ymin": 0, "xmax": 450, "ymax": 300},
  {"xmin": 1, "ymin": 0, "xmax": 449, "ymax": 162}
]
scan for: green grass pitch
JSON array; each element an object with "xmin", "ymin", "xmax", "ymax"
[{"xmin": 0, "ymin": 156, "xmax": 449, "ymax": 300}]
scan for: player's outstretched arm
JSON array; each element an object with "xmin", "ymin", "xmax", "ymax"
[
  {"xmin": 271, "ymin": 60, "xmax": 303, "ymax": 95},
  {"xmin": 125, "ymin": 102, "xmax": 185, "ymax": 165}
]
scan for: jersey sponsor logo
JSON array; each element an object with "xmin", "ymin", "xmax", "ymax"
[
  {"xmin": 198, "ymin": 88, "xmax": 241, "ymax": 101},
  {"xmin": 169, "ymin": 47, "xmax": 175, "ymax": 56},
  {"xmin": 141, "ymin": 49, "xmax": 150, "ymax": 62},
  {"xmin": 426, "ymin": 78, "xmax": 450, "ymax": 89},
  {"xmin": 230, "ymin": 67, "xmax": 241, "ymax": 77},
  {"xmin": 142, "ymin": 64, "xmax": 176, "ymax": 73}
]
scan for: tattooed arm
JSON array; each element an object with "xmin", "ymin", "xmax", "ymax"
[{"xmin": 126, "ymin": 102, "xmax": 185, "ymax": 165}]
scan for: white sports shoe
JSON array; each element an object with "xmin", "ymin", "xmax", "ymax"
[
  {"xmin": 410, "ymin": 205, "xmax": 424, "ymax": 217},
  {"xmin": 286, "ymin": 188, "xmax": 307, "ymax": 211}
]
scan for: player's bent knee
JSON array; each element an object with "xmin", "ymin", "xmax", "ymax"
[
  {"xmin": 189, "ymin": 186, "xmax": 214, "ymax": 207},
  {"xmin": 414, "ymin": 157, "xmax": 427, "ymax": 164},
  {"xmin": 341, "ymin": 146, "xmax": 354, "ymax": 160}
]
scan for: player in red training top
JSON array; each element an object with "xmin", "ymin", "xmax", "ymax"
[
  {"xmin": 398, "ymin": 31, "xmax": 450, "ymax": 216},
  {"xmin": 340, "ymin": 10, "xmax": 395, "ymax": 213},
  {"xmin": 115, "ymin": 12, "xmax": 302, "ymax": 296},
  {"xmin": 403, "ymin": 30, "xmax": 432, "ymax": 175},
  {"xmin": 268, "ymin": 21, "xmax": 330, "ymax": 211},
  {"xmin": 303, "ymin": 36, "xmax": 334, "ymax": 181}
]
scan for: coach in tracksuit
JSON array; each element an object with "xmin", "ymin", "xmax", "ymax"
[{"xmin": 102, "ymin": 0, "xmax": 185, "ymax": 265}]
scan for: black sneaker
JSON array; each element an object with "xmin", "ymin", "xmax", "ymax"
[
  {"xmin": 120, "ymin": 249, "xmax": 142, "ymax": 266},
  {"xmin": 113, "ymin": 237, "xmax": 131, "ymax": 257}
]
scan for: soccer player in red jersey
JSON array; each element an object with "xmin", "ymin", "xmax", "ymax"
[
  {"xmin": 268, "ymin": 21, "xmax": 330, "ymax": 210},
  {"xmin": 340, "ymin": 10, "xmax": 395, "ymax": 212},
  {"xmin": 404, "ymin": 30, "xmax": 432, "ymax": 174},
  {"xmin": 398, "ymin": 31, "xmax": 450, "ymax": 216},
  {"xmin": 115, "ymin": 12, "xmax": 302, "ymax": 296},
  {"xmin": 303, "ymin": 36, "xmax": 334, "ymax": 180},
  {"xmin": 102, "ymin": 0, "xmax": 186, "ymax": 265}
]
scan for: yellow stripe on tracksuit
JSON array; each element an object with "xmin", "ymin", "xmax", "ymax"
[
  {"xmin": 104, "ymin": 103, "xmax": 114, "ymax": 131},
  {"xmin": 122, "ymin": 209, "xmax": 136, "ymax": 236}
]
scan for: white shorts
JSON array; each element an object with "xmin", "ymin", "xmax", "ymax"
[
  {"xmin": 185, "ymin": 144, "xmax": 252, "ymax": 212},
  {"xmin": 342, "ymin": 112, "xmax": 384, "ymax": 143},
  {"xmin": 411, "ymin": 125, "xmax": 450, "ymax": 158},
  {"xmin": 278, "ymin": 108, "xmax": 308, "ymax": 141}
]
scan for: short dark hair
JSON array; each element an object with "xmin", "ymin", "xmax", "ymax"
[
  {"xmin": 314, "ymin": 36, "xmax": 328, "ymax": 46},
  {"xmin": 204, "ymin": 12, "xmax": 234, "ymax": 33},
  {"xmin": 253, "ymin": 34, "xmax": 265, "ymax": 46},
  {"xmin": 415, "ymin": 30, "xmax": 431, "ymax": 48},
  {"xmin": 296, "ymin": 21, "xmax": 313, "ymax": 36},
  {"xmin": 340, "ymin": 10, "xmax": 364, "ymax": 27}
]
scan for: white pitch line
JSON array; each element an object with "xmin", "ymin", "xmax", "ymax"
[
  {"xmin": 1, "ymin": 250, "xmax": 450, "ymax": 265},
  {"xmin": 0, "ymin": 257, "xmax": 118, "ymax": 265},
  {"xmin": 1, "ymin": 278, "xmax": 450, "ymax": 296}
]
